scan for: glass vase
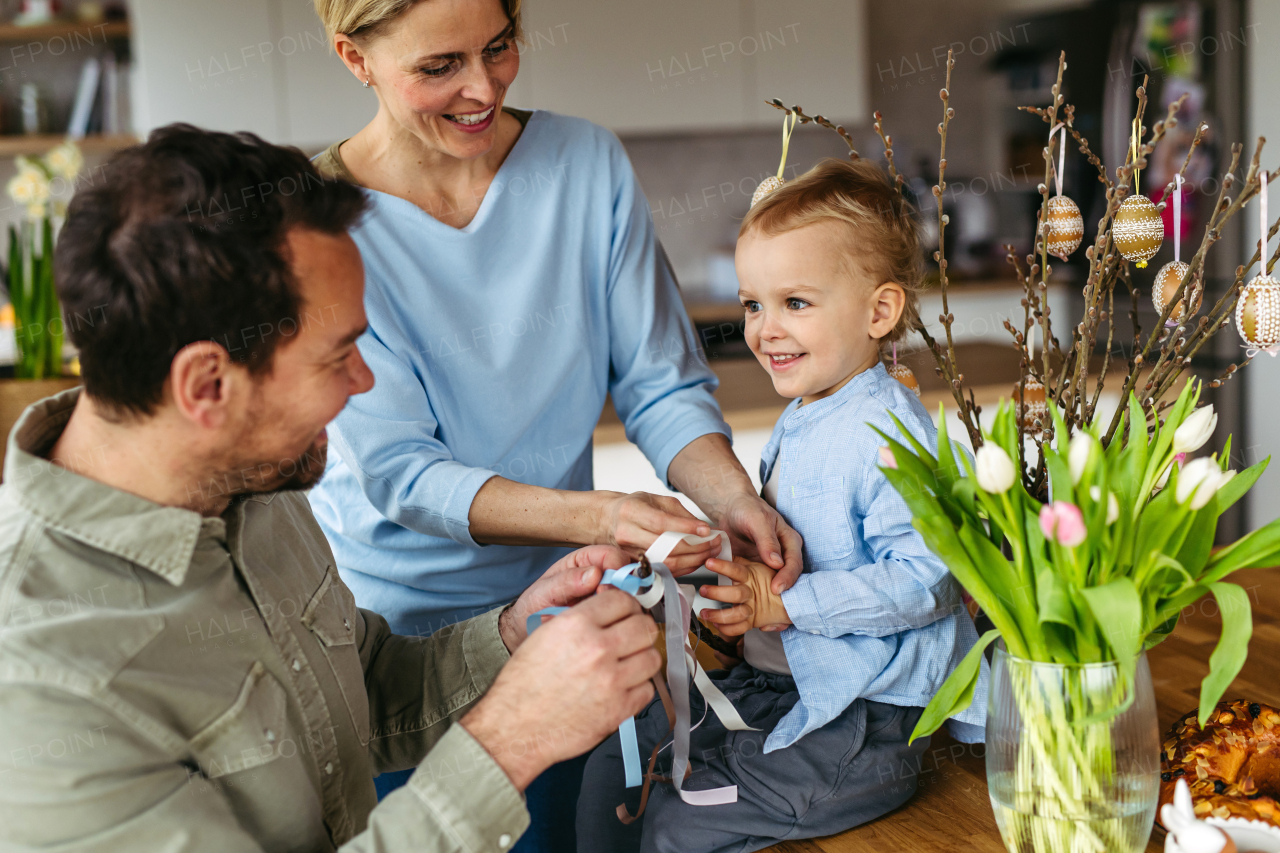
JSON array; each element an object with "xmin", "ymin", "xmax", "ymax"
[{"xmin": 986, "ymin": 646, "xmax": 1160, "ymax": 853}]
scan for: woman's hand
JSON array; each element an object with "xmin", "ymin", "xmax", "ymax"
[
  {"xmin": 597, "ymin": 491, "xmax": 721, "ymax": 575},
  {"xmin": 469, "ymin": 480, "xmax": 722, "ymax": 574},
  {"xmin": 696, "ymin": 557, "xmax": 793, "ymax": 637},
  {"xmin": 665, "ymin": 435, "xmax": 805, "ymax": 594},
  {"xmin": 714, "ymin": 492, "xmax": 804, "ymax": 594}
]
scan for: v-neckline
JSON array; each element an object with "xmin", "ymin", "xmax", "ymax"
[{"xmin": 354, "ymin": 109, "xmax": 538, "ymax": 236}]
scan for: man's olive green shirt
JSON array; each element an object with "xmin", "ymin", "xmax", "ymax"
[{"xmin": 0, "ymin": 390, "xmax": 530, "ymax": 851}]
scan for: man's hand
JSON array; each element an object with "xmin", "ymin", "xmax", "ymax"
[
  {"xmin": 461, "ymin": 591, "xmax": 661, "ymax": 790},
  {"xmin": 697, "ymin": 557, "xmax": 792, "ymax": 637},
  {"xmin": 715, "ymin": 493, "xmax": 804, "ymax": 594},
  {"xmin": 499, "ymin": 545, "xmax": 633, "ymax": 653}
]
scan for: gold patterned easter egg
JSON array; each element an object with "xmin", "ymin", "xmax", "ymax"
[
  {"xmin": 887, "ymin": 362, "xmax": 920, "ymax": 397},
  {"xmin": 751, "ymin": 176, "xmax": 784, "ymax": 207},
  {"xmin": 1045, "ymin": 195, "xmax": 1084, "ymax": 261},
  {"xmin": 1236, "ymin": 274, "xmax": 1280, "ymax": 348},
  {"xmin": 1015, "ymin": 375, "xmax": 1047, "ymax": 433},
  {"xmin": 1113, "ymin": 194, "xmax": 1164, "ymax": 267},
  {"xmin": 1152, "ymin": 261, "xmax": 1201, "ymax": 323}
]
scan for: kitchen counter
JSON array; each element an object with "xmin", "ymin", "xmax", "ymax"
[{"xmin": 762, "ymin": 567, "xmax": 1280, "ymax": 853}]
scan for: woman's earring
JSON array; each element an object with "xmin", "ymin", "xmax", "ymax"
[{"xmin": 363, "ymin": 78, "xmax": 371, "ymax": 88}]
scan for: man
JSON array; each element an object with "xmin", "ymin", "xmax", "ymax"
[{"xmin": 0, "ymin": 125, "xmax": 661, "ymax": 851}]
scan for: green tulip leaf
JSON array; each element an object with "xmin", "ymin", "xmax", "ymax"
[
  {"xmin": 1080, "ymin": 577, "xmax": 1143, "ymax": 664},
  {"xmin": 1036, "ymin": 567, "xmax": 1076, "ymax": 628},
  {"xmin": 909, "ymin": 628, "xmax": 1001, "ymax": 744},
  {"xmin": 1202, "ymin": 515, "xmax": 1280, "ymax": 584},
  {"xmin": 1198, "ymin": 582, "xmax": 1253, "ymax": 726},
  {"xmin": 1214, "ymin": 456, "xmax": 1269, "ymax": 515}
]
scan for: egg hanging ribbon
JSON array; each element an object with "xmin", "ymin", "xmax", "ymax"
[
  {"xmin": 1236, "ymin": 169, "xmax": 1280, "ymax": 357},
  {"xmin": 752, "ymin": 110, "xmax": 798, "ymax": 207},
  {"xmin": 1050, "ymin": 122, "xmax": 1066, "ymax": 198},
  {"xmin": 1154, "ymin": 174, "xmax": 1198, "ymax": 326},
  {"xmin": 1113, "ymin": 117, "xmax": 1165, "ymax": 268},
  {"xmin": 1044, "ymin": 122, "xmax": 1083, "ymax": 261}
]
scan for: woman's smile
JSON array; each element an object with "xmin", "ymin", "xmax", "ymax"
[{"xmin": 442, "ymin": 104, "xmax": 496, "ymax": 132}]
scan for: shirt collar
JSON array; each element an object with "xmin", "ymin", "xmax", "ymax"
[
  {"xmin": 4, "ymin": 387, "xmax": 214, "ymax": 587},
  {"xmin": 782, "ymin": 362, "xmax": 890, "ymax": 428}
]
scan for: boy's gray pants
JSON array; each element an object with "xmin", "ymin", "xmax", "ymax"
[{"xmin": 576, "ymin": 663, "xmax": 930, "ymax": 853}]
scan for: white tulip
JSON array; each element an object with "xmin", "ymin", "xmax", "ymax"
[
  {"xmin": 1175, "ymin": 457, "xmax": 1228, "ymax": 510},
  {"xmin": 975, "ymin": 444, "xmax": 1017, "ymax": 493},
  {"xmin": 1089, "ymin": 485, "xmax": 1120, "ymax": 524},
  {"xmin": 1173, "ymin": 405, "xmax": 1217, "ymax": 455},
  {"xmin": 1068, "ymin": 433, "xmax": 1094, "ymax": 484}
]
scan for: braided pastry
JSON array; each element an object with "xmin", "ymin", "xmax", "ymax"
[{"xmin": 1158, "ymin": 701, "xmax": 1280, "ymax": 829}]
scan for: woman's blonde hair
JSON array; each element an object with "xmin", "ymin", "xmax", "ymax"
[
  {"xmin": 740, "ymin": 158, "xmax": 923, "ymax": 346},
  {"xmin": 314, "ymin": 0, "xmax": 523, "ymax": 44}
]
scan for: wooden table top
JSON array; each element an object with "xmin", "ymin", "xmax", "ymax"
[{"xmin": 764, "ymin": 566, "xmax": 1280, "ymax": 853}]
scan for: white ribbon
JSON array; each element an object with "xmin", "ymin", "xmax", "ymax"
[
  {"xmin": 642, "ymin": 530, "xmax": 757, "ymax": 806},
  {"xmin": 1049, "ymin": 121, "xmax": 1066, "ymax": 197},
  {"xmin": 1244, "ymin": 343, "xmax": 1280, "ymax": 359},
  {"xmin": 1174, "ymin": 173, "xmax": 1183, "ymax": 263},
  {"xmin": 1262, "ymin": 169, "xmax": 1271, "ymax": 273}
]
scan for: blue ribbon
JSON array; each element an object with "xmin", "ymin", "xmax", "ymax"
[
  {"xmin": 525, "ymin": 579, "xmax": 646, "ymax": 789},
  {"xmin": 524, "ymin": 606, "xmax": 569, "ymax": 638}
]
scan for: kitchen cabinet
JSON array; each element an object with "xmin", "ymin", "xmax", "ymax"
[
  {"xmin": 515, "ymin": 0, "xmax": 867, "ymax": 133},
  {"xmin": 131, "ymin": 0, "xmax": 867, "ymax": 143},
  {"xmin": 130, "ymin": 0, "xmax": 373, "ymax": 149}
]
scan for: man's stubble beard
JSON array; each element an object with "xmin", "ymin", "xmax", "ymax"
[{"xmin": 211, "ymin": 396, "xmax": 330, "ymax": 498}]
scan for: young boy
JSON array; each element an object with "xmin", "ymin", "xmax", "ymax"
[{"xmin": 575, "ymin": 159, "xmax": 988, "ymax": 852}]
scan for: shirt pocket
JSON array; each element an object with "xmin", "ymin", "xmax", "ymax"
[
  {"xmin": 190, "ymin": 661, "xmax": 288, "ymax": 779},
  {"xmin": 789, "ymin": 475, "xmax": 857, "ymax": 565},
  {"xmin": 301, "ymin": 565, "xmax": 372, "ymax": 745}
]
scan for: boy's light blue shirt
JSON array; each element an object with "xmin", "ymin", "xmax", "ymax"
[
  {"xmin": 307, "ymin": 110, "xmax": 730, "ymax": 636},
  {"xmin": 766, "ymin": 362, "xmax": 989, "ymax": 751}
]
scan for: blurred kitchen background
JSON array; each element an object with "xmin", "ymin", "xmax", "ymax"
[{"xmin": 0, "ymin": 0, "xmax": 1277, "ymax": 536}]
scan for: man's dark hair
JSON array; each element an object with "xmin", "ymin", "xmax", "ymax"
[{"xmin": 54, "ymin": 123, "xmax": 367, "ymax": 417}]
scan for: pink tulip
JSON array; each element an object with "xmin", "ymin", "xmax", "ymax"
[
  {"xmin": 1039, "ymin": 501, "xmax": 1087, "ymax": 548},
  {"xmin": 879, "ymin": 445, "xmax": 897, "ymax": 469}
]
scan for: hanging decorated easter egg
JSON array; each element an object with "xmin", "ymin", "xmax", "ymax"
[
  {"xmin": 751, "ymin": 176, "xmax": 784, "ymax": 207},
  {"xmin": 1045, "ymin": 195, "xmax": 1084, "ymax": 261},
  {"xmin": 1015, "ymin": 375, "xmax": 1048, "ymax": 433},
  {"xmin": 1152, "ymin": 261, "xmax": 1201, "ymax": 323},
  {"xmin": 1235, "ymin": 273, "xmax": 1280, "ymax": 349},
  {"xmin": 1113, "ymin": 194, "xmax": 1164, "ymax": 267},
  {"xmin": 887, "ymin": 362, "xmax": 920, "ymax": 397}
]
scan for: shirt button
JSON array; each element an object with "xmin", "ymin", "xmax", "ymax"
[
  {"xmin": 343, "ymin": 618, "xmax": 350, "ymax": 631},
  {"xmin": 264, "ymin": 729, "xmax": 275, "ymax": 742},
  {"xmin": 498, "ymin": 834, "xmax": 512, "ymax": 849},
  {"xmin": 808, "ymin": 629, "xmax": 820, "ymax": 635},
  {"xmin": 292, "ymin": 659, "xmax": 302, "ymax": 672},
  {"xmin": 325, "ymin": 762, "xmax": 333, "ymax": 775}
]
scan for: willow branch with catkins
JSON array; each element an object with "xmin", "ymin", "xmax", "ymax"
[{"xmin": 771, "ymin": 49, "xmax": 1267, "ymax": 499}]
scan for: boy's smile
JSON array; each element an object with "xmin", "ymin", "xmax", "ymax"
[{"xmin": 735, "ymin": 220, "xmax": 905, "ymax": 406}]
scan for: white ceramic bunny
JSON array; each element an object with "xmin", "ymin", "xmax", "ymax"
[{"xmin": 1163, "ymin": 780, "xmax": 1238, "ymax": 853}]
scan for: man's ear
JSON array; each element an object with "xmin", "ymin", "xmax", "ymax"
[
  {"xmin": 169, "ymin": 341, "xmax": 235, "ymax": 430},
  {"xmin": 868, "ymin": 281, "xmax": 906, "ymax": 340}
]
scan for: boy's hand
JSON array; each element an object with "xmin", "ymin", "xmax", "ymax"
[{"xmin": 697, "ymin": 557, "xmax": 792, "ymax": 637}]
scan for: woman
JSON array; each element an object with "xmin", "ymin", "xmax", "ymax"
[{"xmin": 307, "ymin": 0, "xmax": 803, "ymax": 846}]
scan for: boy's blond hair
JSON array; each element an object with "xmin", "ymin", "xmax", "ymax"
[{"xmin": 739, "ymin": 158, "xmax": 923, "ymax": 346}]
